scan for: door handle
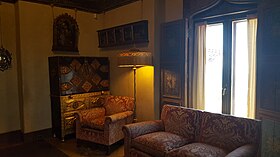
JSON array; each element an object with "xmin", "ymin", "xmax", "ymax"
[{"xmin": 222, "ymin": 87, "xmax": 227, "ymax": 96}]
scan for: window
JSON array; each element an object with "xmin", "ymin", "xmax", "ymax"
[{"xmin": 192, "ymin": 17, "xmax": 257, "ymax": 118}]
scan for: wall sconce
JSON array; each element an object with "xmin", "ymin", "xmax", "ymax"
[{"xmin": 117, "ymin": 49, "xmax": 152, "ymax": 120}]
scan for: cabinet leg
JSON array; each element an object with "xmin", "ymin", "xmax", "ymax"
[{"xmin": 106, "ymin": 145, "xmax": 111, "ymax": 155}]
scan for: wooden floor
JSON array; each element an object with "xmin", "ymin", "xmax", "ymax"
[
  {"xmin": 49, "ymin": 138, "xmax": 124, "ymax": 157},
  {"xmin": 0, "ymin": 138, "xmax": 124, "ymax": 157}
]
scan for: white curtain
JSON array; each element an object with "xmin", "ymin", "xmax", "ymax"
[
  {"xmin": 191, "ymin": 24, "xmax": 206, "ymax": 110},
  {"xmin": 247, "ymin": 18, "xmax": 258, "ymax": 119}
]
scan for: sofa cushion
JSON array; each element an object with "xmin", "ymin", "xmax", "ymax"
[
  {"xmin": 132, "ymin": 131, "xmax": 190, "ymax": 157},
  {"xmin": 104, "ymin": 95, "xmax": 134, "ymax": 115},
  {"xmin": 166, "ymin": 143, "xmax": 228, "ymax": 157},
  {"xmin": 198, "ymin": 111, "xmax": 261, "ymax": 152},
  {"xmin": 161, "ymin": 105, "xmax": 201, "ymax": 141}
]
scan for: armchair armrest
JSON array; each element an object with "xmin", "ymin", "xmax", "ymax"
[
  {"xmin": 105, "ymin": 111, "xmax": 134, "ymax": 123},
  {"xmin": 123, "ymin": 120, "xmax": 164, "ymax": 139},
  {"xmin": 226, "ymin": 144, "xmax": 257, "ymax": 157}
]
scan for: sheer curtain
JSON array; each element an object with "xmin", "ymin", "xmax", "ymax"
[
  {"xmin": 247, "ymin": 18, "xmax": 258, "ymax": 119},
  {"xmin": 191, "ymin": 24, "xmax": 206, "ymax": 110}
]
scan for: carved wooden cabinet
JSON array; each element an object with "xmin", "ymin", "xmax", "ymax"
[
  {"xmin": 160, "ymin": 20, "xmax": 186, "ymax": 113},
  {"xmin": 256, "ymin": 0, "xmax": 280, "ymax": 156},
  {"xmin": 48, "ymin": 56, "xmax": 110, "ymax": 141}
]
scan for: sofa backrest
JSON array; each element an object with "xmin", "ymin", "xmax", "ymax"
[
  {"xmin": 198, "ymin": 111, "xmax": 261, "ymax": 152},
  {"xmin": 104, "ymin": 95, "xmax": 134, "ymax": 116},
  {"xmin": 161, "ymin": 105, "xmax": 201, "ymax": 142}
]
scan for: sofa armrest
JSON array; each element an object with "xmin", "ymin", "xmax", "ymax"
[
  {"xmin": 105, "ymin": 111, "xmax": 134, "ymax": 123},
  {"xmin": 123, "ymin": 120, "xmax": 164, "ymax": 139},
  {"xmin": 226, "ymin": 144, "xmax": 257, "ymax": 157},
  {"xmin": 122, "ymin": 120, "xmax": 164, "ymax": 157}
]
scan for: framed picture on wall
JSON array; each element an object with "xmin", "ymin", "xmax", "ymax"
[
  {"xmin": 98, "ymin": 31, "xmax": 107, "ymax": 47},
  {"xmin": 97, "ymin": 20, "xmax": 148, "ymax": 48},
  {"xmin": 133, "ymin": 20, "xmax": 148, "ymax": 42},
  {"xmin": 115, "ymin": 27, "xmax": 124, "ymax": 44},
  {"xmin": 161, "ymin": 65, "xmax": 181, "ymax": 99},
  {"xmin": 52, "ymin": 13, "xmax": 79, "ymax": 53},
  {"xmin": 123, "ymin": 26, "xmax": 133, "ymax": 43},
  {"xmin": 107, "ymin": 29, "xmax": 116, "ymax": 46}
]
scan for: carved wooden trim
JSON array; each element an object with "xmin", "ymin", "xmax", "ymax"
[
  {"xmin": 257, "ymin": 108, "xmax": 280, "ymax": 122},
  {"xmin": 0, "ymin": 0, "xmax": 17, "ymax": 3},
  {"xmin": 16, "ymin": 0, "xmax": 139, "ymax": 13},
  {"xmin": 52, "ymin": 13, "xmax": 79, "ymax": 53},
  {"xmin": 225, "ymin": 0, "xmax": 257, "ymax": 4}
]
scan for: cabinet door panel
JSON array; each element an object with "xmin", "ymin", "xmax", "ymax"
[{"xmin": 258, "ymin": 62, "xmax": 278, "ymax": 111}]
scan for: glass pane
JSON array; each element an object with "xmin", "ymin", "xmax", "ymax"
[
  {"xmin": 231, "ymin": 20, "xmax": 248, "ymax": 118},
  {"xmin": 204, "ymin": 23, "xmax": 223, "ymax": 114}
]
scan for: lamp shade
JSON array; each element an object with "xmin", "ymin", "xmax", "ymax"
[{"xmin": 118, "ymin": 49, "xmax": 152, "ymax": 68}]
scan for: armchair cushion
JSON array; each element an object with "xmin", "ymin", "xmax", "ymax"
[
  {"xmin": 77, "ymin": 107, "xmax": 106, "ymax": 130},
  {"xmin": 167, "ymin": 143, "xmax": 228, "ymax": 157},
  {"xmin": 104, "ymin": 96, "xmax": 134, "ymax": 115},
  {"xmin": 132, "ymin": 131, "xmax": 190, "ymax": 157}
]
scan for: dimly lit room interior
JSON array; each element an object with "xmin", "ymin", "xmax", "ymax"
[{"xmin": 0, "ymin": 0, "xmax": 279, "ymax": 156}]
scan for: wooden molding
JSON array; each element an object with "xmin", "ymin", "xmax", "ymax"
[
  {"xmin": 0, "ymin": 130, "xmax": 23, "ymax": 147},
  {"xmin": 3, "ymin": 0, "xmax": 139, "ymax": 13},
  {"xmin": 257, "ymin": 108, "xmax": 280, "ymax": 122}
]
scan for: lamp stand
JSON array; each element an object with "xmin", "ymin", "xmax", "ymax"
[{"xmin": 133, "ymin": 67, "xmax": 137, "ymax": 122}]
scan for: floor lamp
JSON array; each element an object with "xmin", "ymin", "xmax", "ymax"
[{"xmin": 118, "ymin": 49, "xmax": 152, "ymax": 121}]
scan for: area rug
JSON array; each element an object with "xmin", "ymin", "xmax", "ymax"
[{"xmin": 0, "ymin": 140, "xmax": 68, "ymax": 157}]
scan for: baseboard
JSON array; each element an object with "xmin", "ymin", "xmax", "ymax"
[
  {"xmin": 23, "ymin": 128, "xmax": 52, "ymax": 143},
  {"xmin": 0, "ymin": 130, "xmax": 23, "ymax": 145}
]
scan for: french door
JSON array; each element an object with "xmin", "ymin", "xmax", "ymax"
[{"xmin": 195, "ymin": 17, "xmax": 257, "ymax": 118}]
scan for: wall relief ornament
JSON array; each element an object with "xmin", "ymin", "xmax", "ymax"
[
  {"xmin": 0, "ymin": 47, "xmax": 12, "ymax": 72},
  {"xmin": 52, "ymin": 13, "xmax": 79, "ymax": 53}
]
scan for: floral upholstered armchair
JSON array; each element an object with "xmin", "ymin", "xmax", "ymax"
[{"xmin": 75, "ymin": 95, "xmax": 134, "ymax": 154}]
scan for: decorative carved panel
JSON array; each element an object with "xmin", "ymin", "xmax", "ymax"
[
  {"xmin": 52, "ymin": 13, "xmax": 79, "ymax": 53},
  {"xmin": 48, "ymin": 56, "xmax": 110, "ymax": 96}
]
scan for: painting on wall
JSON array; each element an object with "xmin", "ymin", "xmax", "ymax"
[
  {"xmin": 97, "ymin": 20, "xmax": 148, "ymax": 48},
  {"xmin": 161, "ymin": 65, "xmax": 181, "ymax": 99},
  {"xmin": 52, "ymin": 13, "xmax": 79, "ymax": 53}
]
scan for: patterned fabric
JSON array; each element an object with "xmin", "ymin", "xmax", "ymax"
[
  {"xmin": 161, "ymin": 105, "xmax": 201, "ymax": 141},
  {"xmin": 123, "ymin": 120, "xmax": 164, "ymax": 157},
  {"xmin": 198, "ymin": 111, "xmax": 261, "ymax": 152},
  {"xmin": 166, "ymin": 143, "xmax": 228, "ymax": 157},
  {"xmin": 90, "ymin": 96, "xmax": 106, "ymax": 107},
  {"xmin": 105, "ymin": 111, "xmax": 133, "ymax": 123},
  {"xmin": 225, "ymin": 144, "xmax": 256, "ymax": 157},
  {"xmin": 122, "ymin": 105, "xmax": 261, "ymax": 157},
  {"xmin": 123, "ymin": 120, "xmax": 164, "ymax": 139},
  {"xmin": 132, "ymin": 132, "xmax": 190, "ymax": 157},
  {"xmin": 77, "ymin": 107, "xmax": 105, "ymax": 130},
  {"xmin": 76, "ymin": 95, "xmax": 134, "ymax": 149},
  {"xmin": 130, "ymin": 148, "xmax": 153, "ymax": 157},
  {"xmin": 104, "ymin": 95, "xmax": 134, "ymax": 115}
]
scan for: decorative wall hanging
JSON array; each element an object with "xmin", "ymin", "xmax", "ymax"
[
  {"xmin": 52, "ymin": 13, "xmax": 79, "ymax": 53},
  {"xmin": 97, "ymin": 20, "xmax": 148, "ymax": 48},
  {"xmin": 0, "ymin": 3, "xmax": 12, "ymax": 72}
]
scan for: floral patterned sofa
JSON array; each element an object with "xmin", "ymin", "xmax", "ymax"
[
  {"xmin": 123, "ymin": 105, "xmax": 261, "ymax": 157},
  {"xmin": 75, "ymin": 95, "xmax": 134, "ymax": 154}
]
